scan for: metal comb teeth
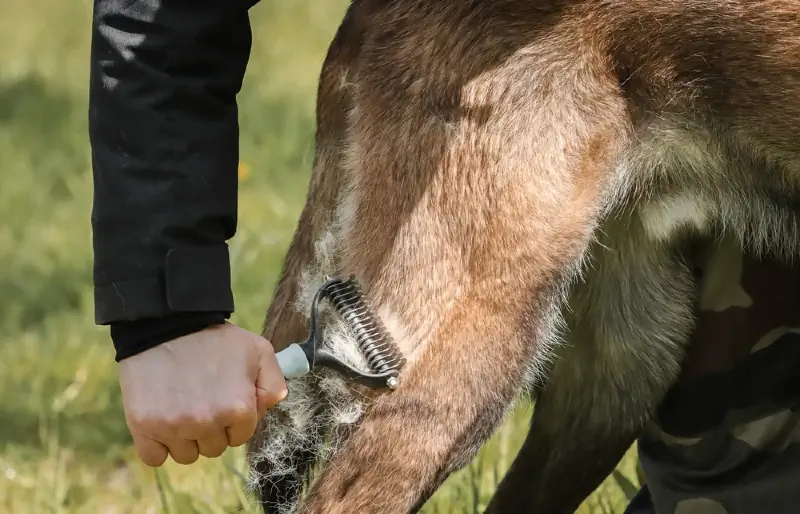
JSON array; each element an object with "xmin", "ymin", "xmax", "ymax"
[
  {"xmin": 273, "ymin": 275, "xmax": 407, "ymax": 390},
  {"xmin": 323, "ymin": 276, "xmax": 407, "ymax": 376}
]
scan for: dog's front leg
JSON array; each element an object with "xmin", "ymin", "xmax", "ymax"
[
  {"xmin": 290, "ymin": 21, "xmax": 634, "ymax": 512},
  {"xmin": 245, "ymin": 3, "xmax": 367, "ymax": 509},
  {"xmin": 299, "ymin": 284, "xmax": 554, "ymax": 514}
]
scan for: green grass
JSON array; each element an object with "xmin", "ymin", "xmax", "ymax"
[{"xmin": 0, "ymin": 0, "xmax": 641, "ymax": 512}]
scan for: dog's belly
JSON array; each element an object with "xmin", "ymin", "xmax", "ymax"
[{"xmin": 639, "ymin": 193, "xmax": 712, "ymax": 243}]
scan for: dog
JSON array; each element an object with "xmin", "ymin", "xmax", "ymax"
[{"xmin": 245, "ymin": 1, "xmax": 800, "ymax": 512}]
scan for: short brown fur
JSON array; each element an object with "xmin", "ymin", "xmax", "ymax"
[{"xmin": 247, "ymin": 1, "xmax": 800, "ymax": 513}]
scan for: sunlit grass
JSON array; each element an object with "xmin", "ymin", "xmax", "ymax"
[{"xmin": 0, "ymin": 0, "xmax": 639, "ymax": 512}]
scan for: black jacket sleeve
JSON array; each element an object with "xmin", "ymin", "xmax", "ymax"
[{"xmin": 89, "ymin": 0, "xmax": 260, "ymax": 361}]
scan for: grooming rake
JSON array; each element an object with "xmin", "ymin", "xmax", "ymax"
[{"xmin": 274, "ymin": 275, "xmax": 407, "ymax": 389}]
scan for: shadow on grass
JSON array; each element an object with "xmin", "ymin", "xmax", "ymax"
[
  {"xmin": 0, "ymin": 400, "xmax": 132, "ymax": 459},
  {"xmin": 0, "ymin": 265, "xmax": 91, "ymax": 334},
  {"xmin": 0, "ymin": 74, "xmax": 76, "ymax": 129},
  {"xmin": 0, "ymin": 74, "xmax": 93, "ymax": 330},
  {"xmin": 0, "ymin": 74, "xmax": 87, "ymax": 192}
]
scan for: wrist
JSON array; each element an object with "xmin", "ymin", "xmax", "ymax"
[{"xmin": 111, "ymin": 311, "xmax": 230, "ymax": 362}]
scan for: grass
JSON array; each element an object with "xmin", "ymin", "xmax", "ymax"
[{"xmin": 0, "ymin": 0, "xmax": 641, "ymax": 512}]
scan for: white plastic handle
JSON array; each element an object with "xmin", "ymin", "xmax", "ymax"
[{"xmin": 275, "ymin": 343, "xmax": 311, "ymax": 379}]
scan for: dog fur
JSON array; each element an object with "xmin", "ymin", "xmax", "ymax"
[{"xmin": 246, "ymin": 1, "xmax": 800, "ymax": 512}]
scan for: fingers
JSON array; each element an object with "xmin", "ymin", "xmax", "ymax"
[
  {"xmin": 165, "ymin": 438, "xmax": 201, "ymax": 465},
  {"xmin": 196, "ymin": 427, "xmax": 230, "ymax": 458},
  {"xmin": 254, "ymin": 336, "xmax": 289, "ymax": 420},
  {"xmin": 121, "ymin": 326, "xmax": 289, "ymax": 470},
  {"xmin": 132, "ymin": 432, "xmax": 169, "ymax": 467},
  {"xmin": 225, "ymin": 413, "xmax": 258, "ymax": 447},
  {"xmin": 177, "ymin": 407, "xmax": 254, "ymax": 456},
  {"xmin": 132, "ymin": 399, "xmax": 264, "ymax": 466}
]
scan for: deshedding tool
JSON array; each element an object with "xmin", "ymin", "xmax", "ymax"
[{"xmin": 274, "ymin": 275, "xmax": 406, "ymax": 389}]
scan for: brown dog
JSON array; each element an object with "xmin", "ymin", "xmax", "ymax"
[{"xmin": 245, "ymin": 1, "xmax": 800, "ymax": 512}]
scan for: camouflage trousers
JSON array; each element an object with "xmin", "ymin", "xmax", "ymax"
[{"xmin": 624, "ymin": 235, "xmax": 800, "ymax": 514}]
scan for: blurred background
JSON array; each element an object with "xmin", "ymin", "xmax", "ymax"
[{"xmin": 0, "ymin": 1, "xmax": 641, "ymax": 512}]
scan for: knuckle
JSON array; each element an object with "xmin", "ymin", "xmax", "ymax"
[
  {"xmin": 222, "ymin": 401, "xmax": 254, "ymax": 423},
  {"xmin": 259, "ymin": 386, "xmax": 288, "ymax": 407},
  {"xmin": 175, "ymin": 412, "xmax": 216, "ymax": 439},
  {"xmin": 191, "ymin": 410, "xmax": 216, "ymax": 428},
  {"xmin": 128, "ymin": 408, "xmax": 160, "ymax": 429},
  {"xmin": 162, "ymin": 413, "xmax": 190, "ymax": 431}
]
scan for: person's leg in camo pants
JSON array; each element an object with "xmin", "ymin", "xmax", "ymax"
[{"xmin": 624, "ymin": 234, "xmax": 800, "ymax": 514}]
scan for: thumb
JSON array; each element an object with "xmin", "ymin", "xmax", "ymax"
[{"xmin": 254, "ymin": 336, "xmax": 289, "ymax": 420}]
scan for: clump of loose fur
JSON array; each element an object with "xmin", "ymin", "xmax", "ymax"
[
  {"xmin": 246, "ymin": 372, "xmax": 366, "ymax": 514},
  {"xmin": 247, "ymin": 224, "xmax": 376, "ymax": 513}
]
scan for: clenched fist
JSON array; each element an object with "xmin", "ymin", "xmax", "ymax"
[{"xmin": 118, "ymin": 322, "xmax": 288, "ymax": 467}]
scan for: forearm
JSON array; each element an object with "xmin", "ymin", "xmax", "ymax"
[{"xmin": 89, "ymin": 0, "xmax": 258, "ymax": 360}]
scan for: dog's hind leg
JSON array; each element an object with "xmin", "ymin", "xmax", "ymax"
[{"xmin": 485, "ymin": 218, "xmax": 699, "ymax": 513}]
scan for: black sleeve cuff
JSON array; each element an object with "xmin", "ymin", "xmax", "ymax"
[
  {"xmin": 94, "ymin": 244, "xmax": 235, "ymax": 324},
  {"xmin": 111, "ymin": 311, "xmax": 229, "ymax": 362}
]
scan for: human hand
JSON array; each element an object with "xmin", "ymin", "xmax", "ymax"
[{"xmin": 118, "ymin": 322, "xmax": 288, "ymax": 467}]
